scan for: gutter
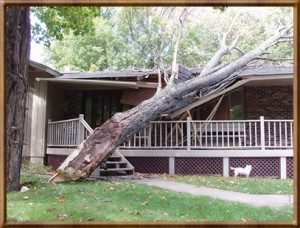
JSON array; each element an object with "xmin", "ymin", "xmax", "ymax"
[{"xmin": 35, "ymin": 78, "xmax": 158, "ymax": 89}]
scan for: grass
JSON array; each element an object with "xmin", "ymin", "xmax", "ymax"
[
  {"xmin": 7, "ymin": 173, "xmax": 293, "ymax": 222},
  {"xmin": 151, "ymin": 174, "xmax": 293, "ymax": 195}
]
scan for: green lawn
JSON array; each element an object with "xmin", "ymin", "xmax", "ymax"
[
  {"xmin": 152, "ymin": 174, "xmax": 293, "ymax": 195},
  {"xmin": 7, "ymin": 173, "xmax": 293, "ymax": 222}
]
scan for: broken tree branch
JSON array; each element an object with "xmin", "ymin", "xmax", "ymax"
[
  {"xmin": 156, "ymin": 68, "xmax": 162, "ymax": 93},
  {"xmin": 200, "ymin": 13, "xmax": 241, "ymax": 77},
  {"xmin": 169, "ymin": 9, "xmax": 186, "ymax": 84}
]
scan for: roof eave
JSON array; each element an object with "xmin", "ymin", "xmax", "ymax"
[{"xmin": 29, "ymin": 60, "xmax": 62, "ymax": 77}]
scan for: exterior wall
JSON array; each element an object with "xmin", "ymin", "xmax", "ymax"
[
  {"xmin": 29, "ymin": 81, "xmax": 48, "ymax": 164},
  {"xmin": 120, "ymin": 88, "xmax": 156, "ymax": 106},
  {"xmin": 22, "ymin": 82, "xmax": 34, "ymax": 157},
  {"xmin": 244, "ymin": 86, "xmax": 293, "ymax": 119}
]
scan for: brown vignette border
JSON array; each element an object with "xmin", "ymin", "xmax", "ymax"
[{"xmin": 0, "ymin": 0, "xmax": 299, "ymax": 227}]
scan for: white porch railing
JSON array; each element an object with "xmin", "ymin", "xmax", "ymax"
[
  {"xmin": 47, "ymin": 115, "xmax": 293, "ymax": 150},
  {"xmin": 47, "ymin": 114, "xmax": 93, "ymax": 147},
  {"xmin": 120, "ymin": 116, "xmax": 293, "ymax": 150}
]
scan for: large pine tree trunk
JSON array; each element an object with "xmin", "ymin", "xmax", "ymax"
[
  {"xmin": 50, "ymin": 27, "xmax": 292, "ymax": 183},
  {"xmin": 6, "ymin": 7, "xmax": 30, "ymax": 191}
]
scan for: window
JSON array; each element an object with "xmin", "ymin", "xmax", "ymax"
[
  {"xmin": 84, "ymin": 91, "xmax": 126, "ymax": 128},
  {"xmin": 229, "ymin": 89, "xmax": 244, "ymax": 120}
]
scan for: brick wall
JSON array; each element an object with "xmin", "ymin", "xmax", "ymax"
[
  {"xmin": 64, "ymin": 89, "xmax": 84, "ymax": 119},
  {"xmin": 244, "ymin": 86, "xmax": 293, "ymax": 119}
]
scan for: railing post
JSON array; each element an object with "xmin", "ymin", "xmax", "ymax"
[
  {"xmin": 187, "ymin": 117, "xmax": 191, "ymax": 150},
  {"xmin": 260, "ymin": 116, "xmax": 265, "ymax": 150},
  {"xmin": 47, "ymin": 119, "xmax": 51, "ymax": 146},
  {"xmin": 147, "ymin": 124, "xmax": 152, "ymax": 147},
  {"xmin": 77, "ymin": 114, "xmax": 85, "ymax": 145}
]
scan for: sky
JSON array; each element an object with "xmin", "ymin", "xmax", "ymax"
[
  {"xmin": 30, "ymin": 12, "xmax": 45, "ymax": 63},
  {"xmin": 30, "ymin": 39, "xmax": 44, "ymax": 63}
]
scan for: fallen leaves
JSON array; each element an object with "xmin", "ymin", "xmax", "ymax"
[
  {"xmin": 59, "ymin": 195, "xmax": 66, "ymax": 203},
  {"xmin": 46, "ymin": 207, "xmax": 56, "ymax": 212},
  {"xmin": 141, "ymin": 201, "xmax": 148, "ymax": 205},
  {"xmin": 120, "ymin": 208, "xmax": 141, "ymax": 216},
  {"xmin": 57, "ymin": 213, "xmax": 68, "ymax": 220},
  {"xmin": 129, "ymin": 210, "xmax": 140, "ymax": 215}
]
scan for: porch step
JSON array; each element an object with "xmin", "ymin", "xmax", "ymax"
[
  {"xmin": 100, "ymin": 168, "xmax": 134, "ymax": 176},
  {"xmin": 90, "ymin": 150, "xmax": 134, "ymax": 178},
  {"xmin": 107, "ymin": 156, "xmax": 122, "ymax": 162}
]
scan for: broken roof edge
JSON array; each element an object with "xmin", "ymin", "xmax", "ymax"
[
  {"xmin": 237, "ymin": 66, "xmax": 293, "ymax": 77},
  {"xmin": 60, "ymin": 68, "xmax": 159, "ymax": 79}
]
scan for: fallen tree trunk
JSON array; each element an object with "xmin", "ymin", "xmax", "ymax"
[{"xmin": 50, "ymin": 26, "xmax": 292, "ymax": 183}]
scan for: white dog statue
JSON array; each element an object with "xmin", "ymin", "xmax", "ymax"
[{"xmin": 230, "ymin": 165, "xmax": 252, "ymax": 178}]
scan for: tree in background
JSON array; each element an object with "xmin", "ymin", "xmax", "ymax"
[{"xmin": 36, "ymin": 7, "xmax": 293, "ymax": 72}]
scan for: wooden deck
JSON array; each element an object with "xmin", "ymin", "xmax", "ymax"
[{"xmin": 46, "ymin": 115, "xmax": 293, "ymax": 179}]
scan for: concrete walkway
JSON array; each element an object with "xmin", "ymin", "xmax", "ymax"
[{"xmin": 127, "ymin": 178, "xmax": 293, "ymax": 208}]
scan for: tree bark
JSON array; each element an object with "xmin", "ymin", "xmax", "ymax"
[
  {"xmin": 50, "ymin": 26, "xmax": 292, "ymax": 183},
  {"xmin": 6, "ymin": 7, "xmax": 30, "ymax": 191}
]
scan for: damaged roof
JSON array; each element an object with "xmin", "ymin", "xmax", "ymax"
[
  {"xmin": 59, "ymin": 65, "xmax": 293, "ymax": 80},
  {"xmin": 30, "ymin": 59, "xmax": 293, "ymax": 81},
  {"xmin": 60, "ymin": 69, "xmax": 159, "ymax": 79}
]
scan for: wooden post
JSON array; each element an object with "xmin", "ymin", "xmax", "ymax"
[
  {"xmin": 187, "ymin": 117, "xmax": 191, "ymax": 150},
  {"xmin": 280, "ymin": 157, "xmax": 287, "ymax": 179},
  {"xmin": 169, "ymin": 157, "xmax": 175, "ymax": 174},
  {"xmin": 223, "ymin": 157, "xmax": 229, "ymax": 177},
  {"xmin": 260, "ymin": 116, "xmax": 265, "ymax": 150}
]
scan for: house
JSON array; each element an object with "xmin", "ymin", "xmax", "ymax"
[{"xmin": 23, "ymin": 60, "xmax": 294, "ymax": 179}]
